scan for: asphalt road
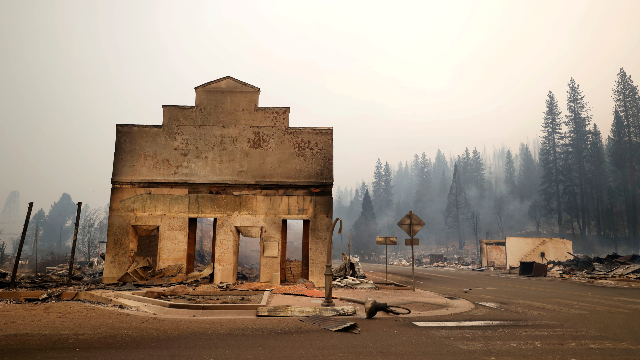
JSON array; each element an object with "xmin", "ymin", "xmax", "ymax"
[
  {"xmin": 4, "ymin": 264, "xmax": 640, "ymax": 360},
  {"xmin": 363, "ymin": 263, "xmax": 640, "ymax": 358}
]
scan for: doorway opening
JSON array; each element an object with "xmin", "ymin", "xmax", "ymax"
[
  {"xmin": 237, "ymin": 227, "xmax": 260, "ymax": 282},
  {"xmin": 135, "ymin": 226, "xmax": 159, "ymax": 269},
  {"xmin": 280, "ymin": 220, "xmax": 310, "ymax": 283},
  {"xmin": 187, "ymin": 218, "xmax": 216, "ymax": 275}
]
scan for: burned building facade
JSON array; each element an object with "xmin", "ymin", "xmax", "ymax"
[{"xmin": 103, "ymin": 77, "xmax": 333, "ymax": 285}]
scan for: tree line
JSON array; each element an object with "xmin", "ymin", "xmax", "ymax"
[
  {"xmin": 0, "ymin": 191, "xmax": 108, "ymax": 265},
  {"xmin": 334, "ymin": 68, "xmax": 640, "ymax": 259}
]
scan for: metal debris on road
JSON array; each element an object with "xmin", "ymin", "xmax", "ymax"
[
  {"xmin": 519, "ymin": 261, "xmax": 548, "ymax": 277},
  {"xmin": 300, "ymin": 314, "xmax": 360, "ymax": 333},
  {"xmin": 476, "ymin": 302, "xmax": 504, "ymax": 310}
]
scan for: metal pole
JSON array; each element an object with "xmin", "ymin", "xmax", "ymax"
[
  {"xmin": 410, "ymin": 211, "xmax": 415, "ymax": 291},
  {"xmin": 347, "ymin": 232, "xmax": 350, "ymax": 277},
  {"xmin": 385, "ymin": 243, "xmax": 388, "ymax": 282},
  {"xmin": 67, "ymin": 202, "xmax": 82, "ymax": 286},
  {"xmin": 322, "ymin": 218, "xmax": 342, "ymax": 307},
  {"xmin": 10, "ymin": 202, "xmax": 33, "ymax": 290}
]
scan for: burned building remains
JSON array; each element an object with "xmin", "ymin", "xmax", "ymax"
[{"xmin": 103, "ymin": 77, "xmax": 333, "ymax": 285}]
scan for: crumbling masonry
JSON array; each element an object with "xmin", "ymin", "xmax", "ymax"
[{"xmin": 103, "ymin": 77, "xmax": 333, "ymax": 285}]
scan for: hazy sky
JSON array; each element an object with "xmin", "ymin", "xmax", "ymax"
[{"xmin": 1, "ymin": 0, "xmax": 639, "ymax": 213}]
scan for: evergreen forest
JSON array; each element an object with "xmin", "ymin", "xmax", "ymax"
[{"xmin": 334, "ymin": 68, "xmax": 640, "ymax": 260}]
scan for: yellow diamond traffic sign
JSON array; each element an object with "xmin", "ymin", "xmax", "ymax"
[{"xmin": 397, "ymin": 211, "xmax": 425, "ymax": 238}]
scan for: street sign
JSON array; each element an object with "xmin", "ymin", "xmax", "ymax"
[
  {"xmin": 397, "ymin": 211, "xmax": 425, "ymax": 237},
  {"xmin": 405, "ymin": 238, "xmax": 419, "ymax": 246},
  {"xmin": 376, "ymin": 236, "xmax": 397, "ymax": 282},
  {"xmin": 376, "ymin": 236, "xmax": 398, "ymax": 245},
  {"xmin": 397, "ymin": 211, "xmax": 424, "ymax": 291}
]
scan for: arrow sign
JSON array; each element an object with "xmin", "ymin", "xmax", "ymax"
[{"xmin": 397, "ymin": 211, "xmax": 425, "ymax": 238}]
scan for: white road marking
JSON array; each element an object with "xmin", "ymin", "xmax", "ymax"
[
  {"xmin": 476, "ymin": 302, "xmax": 503, "ymax": 310},
  {"xmin": 413, "ymin": 321, "xmax": 521, "ymax": 327}
]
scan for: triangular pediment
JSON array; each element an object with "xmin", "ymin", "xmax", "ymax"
[{"xmin": 194, "ymin": 76, "xmax": 260, "ymax": 91}]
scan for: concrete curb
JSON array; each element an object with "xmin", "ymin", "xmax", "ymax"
[{"xmin": 113, "ymin": 290, "xmax": 270, "ymax": 310}]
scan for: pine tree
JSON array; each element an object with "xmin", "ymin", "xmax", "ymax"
[
  {"xmin": 539, "ymin": 91, "xmax": 564, "ymax": 234},
  {"xmin": 445, "ymin": 163, "xmax": 471, "ymax": 249},
  {"xmin": 410, "ymin": 154, "xmax": 420, "ymax": 192},
  {"xmin": 459, "ymin": 148, "xmax": 472, "ymax": 189},
  {"xmin": 381, "ymin": 161, "xmax": 394, "ymax": 213},
  {"xmin": 586, "ymin": 124, "xmax": 607, "ymax": 237},
  {"xmin": 350, "ymin": 189, "xmax": 378, "ymax": 259},
  {"xmin": 433, "ymin": 149, "xmax": 449, "ymax": 191},
  {"xmin": 561, "ymin": 142, "xmax": 581, "ymax": 238},
  {"xmin": 470, "ymin": 147, "xmax": 486, "ymax": 196},
  {"xmin": 413, "ymin": 152, "xmax": 432, "ymax": 215},
  {"xmin": 394, "ymin": 161, "xmax": 410, "ymax": 203},
  {"xmin": 40, "ymin": 193, "xmax": 77, "ymax": 252},
  {"xmin": 372, "ymin": 159, "xmax": 384, "ymax": 212},
  {"xmin": 469, "ymin": 209, "xmax": 481, "ymax": 257},
  {"xmin": 505, "ymin": 150, "xmax": 516, "ymax": 193},
  {"xmin": 611, "ymin": 68, "xmax": 640, "ymax": 252},
  {"xmin": 564, "ymin": 78, "xmax": 592, "ymax": 238},
  {"xmin": 517, "ymin": 143, "xmax": 538, "ymax": 201},
  {"xmin": 347, "ymin": 183, "xmax": 363, "ymax": 227}
]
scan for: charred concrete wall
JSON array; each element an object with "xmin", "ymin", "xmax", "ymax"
[
  {"xmin": 479, "ymin": 240, "xmax": 506, "ymax": 268},
  {"xmin": 104, "ymin": 77, "xmax": 333, "ymax": 285},
  {"xmin": 505, "ymin": 237, "xmax": 573, "ymax": 269}
]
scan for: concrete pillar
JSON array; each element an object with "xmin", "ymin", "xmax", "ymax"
[
  {"xmin": 214, "ymin": 217, "xmax": 239, "ymax": 283},
  {"xmin": 309, "ymin": 216, "xmax": 332, "ymax": 286},
  {"xmin": 259, "ymin": 217, "xmax": 282, "ymax": 282}
]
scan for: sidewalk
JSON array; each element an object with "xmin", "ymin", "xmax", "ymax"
[{"xmin": 89, "ymin": 286, "xmax": 474, "ymax": 319}]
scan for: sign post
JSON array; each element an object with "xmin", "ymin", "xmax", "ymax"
[
  {"xmin": 376, "ymin": 236, "xmax": 397, "ymax": 282},
  {"xmin": 397, "ymin": 211, "xmax": 425, "ymax": 291}
]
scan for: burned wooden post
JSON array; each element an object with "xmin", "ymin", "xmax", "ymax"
[
  {"xmin": 9, "ymin": 202, "xmax": 33, "ymax": 290},
  {"xmin": 67, "ymin": 202, "xmax": 82, "ymax": 286}
]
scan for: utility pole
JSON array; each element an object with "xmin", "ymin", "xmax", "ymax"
[
  {"xmin": 10, "ymin": 202, "xmax": 33, "ymax": 290},
  {"xmin": 67, "ymin": 202, "xmax": 82, "ymax": 286},
  {"xmin": 347, "ymin": 232, "xmax": 350, "ymax": 277},
  {"xmin": 35, "ymin": 225, "xmax": 38, "ymax": 275}
]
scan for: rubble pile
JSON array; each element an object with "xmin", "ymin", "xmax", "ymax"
[
  {"xmin": 331, "ymin": 254, "xmax": 375, "ymax": 288},
  {"xmin": 332, "ymin": 254, "xmax": 366, "ymax": 279},
  {"xmin": 116, "ymin": 258, "xmax": 213, "ymax": 285},
  {"xmin": 236, "ymin": 265, "xmax": 258, "ymax": 282},
  {"xmin": 0, "ymin": 257, "xmax": 105, "ymax": 290},
  {"xmin": 548, "ymin": 253, "xmax": 640, "ymax": 280}
]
